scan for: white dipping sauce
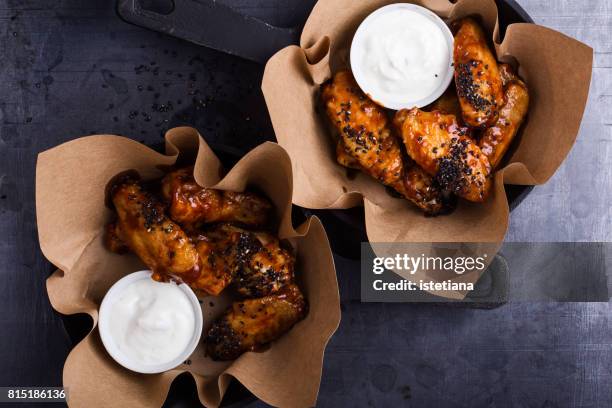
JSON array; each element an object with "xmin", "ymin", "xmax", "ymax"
[
  {"xmin": 107, "ymin": 278, "xmax": 196, "ymax": 366},
  {"xmin": 351, "ymin": 4, "xmax": 454, "ymax": 110}
]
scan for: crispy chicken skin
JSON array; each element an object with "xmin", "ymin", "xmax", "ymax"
[
  {"xmin": 233, "ymin": 230, "xmax": 295, "ymax": 298},
  {"xmin": 110, "ymin": 177, "xmax": 201, "ymax": 282},
  {"xmin": 189, "ymin": 228, "xmax": 239, "ymax": 296},
  {"xmin": 104, "ymin": 222, "xmax": 129, "ymax": 254},
  {"xmin": 395, "ymin": 108, "xmax": 492, "ymax": 202},
  {"xmin": 498, "ymin": 63, "xmax": 516, "ymax": 87},
  {"xmin": 403, "ymin": 158, "xmax": 455, "ymax": 213},
  {"xmin": 453, "ymin": 18, "xmax": 504, "ymax": 128},
  {"xmin": 322, "ymin": 70, "xmax": 449, "ymax": 214},
  {"xmin": 335, "ymin": 140, "xmax": 361, "ymax": 169},
  {"xmin": 480, "ymin": 66, "xmax": 530, "ymax": 169},
  {"xmin": 161, "ymin": 167, "xmax": 273, "ymax": 229},
  {"xmin": 197, "ymin": 224, "xmax": 294, "ymax": 298},
  {"xmin": 427, "ymin": 85, "xmax": 462, "ymax": 118},
  {"xmin": 205, "ymin": 284, "xmax": 307, "ymax": 361},
  {"xmin": 321, "ymin": 71, "xmax": 405, "ymax": 190}
]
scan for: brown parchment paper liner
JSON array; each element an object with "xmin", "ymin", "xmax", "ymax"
[
  {"xmin": 262, "ymin": 0, "xmax": 592, "ymax": 298},
  {"xmin": 37, "ymin": 127, "xmax": 341, "ymax": 408}
]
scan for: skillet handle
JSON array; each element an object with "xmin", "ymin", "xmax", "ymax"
[{"xmin": 117, "ymin": 0, "xmax": 300, "ymax": 64}]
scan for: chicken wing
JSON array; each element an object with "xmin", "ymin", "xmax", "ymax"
[
  {"xmin": 233, "ymin": 229, "xmax": 295, "ymax": 298},
  {"xmin": 321, "ymin": 71, "xmax": 404, "ymax": 190},
  {"xmin": 427, "ymin": 85, "xmax": 462, "ymax": 118},
  {"xmin": 336, "ymin": 140, "xmax": 361, "ymax": 169},
  {"xmin": 189, "ymin": 228, "xmax": 238, "ymax": 296},
  {"xmin": 161, "ymin": 167, "xmax": 273, "ymax": 229},
  {"xmin": 189, "ymin": 224, "xmax": 294, "ymax": 297},
  {"xmin": 104, "ymin": 222, "xmax": 129, "ymax": 254},
  {"xmin": 205, "ymin": 284, "xmax": 307, "ymax": 361},
  {"xmin": 498, "ymin": 63, "xmax": 515, "ymax": 87},
  {"xmin": 453, "ymin": 18, "xmax": 504, "ymax": 128},
  {"xmin": 404, "ymin": 158, "xmax": 456, "ymax": 213},
  {"xmin": 480, "ymin": 67, "xmax": 530, "ymax": 169},
  {"xmin": 395, "ymin": 108, "xmax": 491, "ymax": 202},
  {"xmin": 322, "ymin": 71, "xmax": 449, "ymax": 214},
  {"xmin": 109, "ymin": 175, "xmax": 201, "ymax": 283}
]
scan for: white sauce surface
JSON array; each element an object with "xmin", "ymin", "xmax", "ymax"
[
  {"xmin": 108, "ymin": 279, "xmax": 195, "ymax": 366},
  {"xmin": 351, "ymin": 6, "xmax": 452, "ymax": 108}
]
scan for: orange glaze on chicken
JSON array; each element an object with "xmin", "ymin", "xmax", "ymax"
[
  {"xmin": 110, "ymin": 176, "xmax": 201, "ymax": 283},
  {"xmin": 322, "ymin": 70, "xmax": 450, "ymax": 214},
  {"xmin": 205, "ymin": 283, "xmax": 307, "ymax": 361},
  {"xmin": 395, "ymin": 108, "xmax": 491, "ymax": 202},
  {"xmin": 480, "ymin": 65, "xmax": 530, "ymax": 169},
  {"xmin": 195, "ymin": 224, "xmax": 295, "ymax": 298},
  {"xmin": 427, "ymin": 85, "xmax": 462, "ymax": 119},
  {"xmin": 321, "ymin": 71, "xmax": 405, "ymax": 190},
  {"xmin": 453, "ymin": 18, "xmax": 504, "ymax": 128},
  {"xmin": 335, "ymin": 139, "xmax": 361, "ymax": 169},
  {"xmin": 161, "ymin": 167, "xmax": 272, "ymax": 230}
]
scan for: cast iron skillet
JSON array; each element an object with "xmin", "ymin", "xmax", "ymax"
[{"xmin": 61, "ymin": 1, "xmax": 535, "ymax": 407}]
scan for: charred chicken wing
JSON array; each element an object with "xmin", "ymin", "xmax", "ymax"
[
  {"xmin": 196, "ymin": 224, "xmax": 294, "ymax": 298},
  {"xmin": 161, "ymin": 167, "xmax": 273, "ymax": 229},
  {"xmin": 453, "ymin": 18, "xmax": 504, "ymax": 128},
  {"xmin": 233, "ymin": 229, "xmax": 295, "ymax": 298},
  {"xmin": 110, "ymin": 176, "xmax": 201, "ymax": 282},
  {"xmin": 205, "ymin": 284, "xmax": 307, "ymax": 361},
  {"xmin": 395, "ymin": 108, "xmax": 492, "ymax": 202},
  {"xmin": 322, "ymin": 71, "xmax": 449, "ymax": 214},
  {"xmin": 480, "ymin": 66, "xmax": 530, "ymax": 169}
]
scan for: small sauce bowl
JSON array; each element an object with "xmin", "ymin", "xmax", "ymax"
[
  {"xmin": 98, "ymin": 270, "xmax": 203, "ymax": 374},
  {"xmin": 350, "ymin": 3, "xmax": 454, "ymax": 110}
]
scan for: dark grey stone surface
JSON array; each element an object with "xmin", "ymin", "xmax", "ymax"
[{"xmin": 0, "ymin": 1, "xmax": 610, "ymax": 407}]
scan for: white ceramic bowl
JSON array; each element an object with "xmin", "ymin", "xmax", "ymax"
[
  {"xmin": 98, "ymin": 270, "xmax": 203, "ymax": 374},
  {"xmin": 350, "ymin": 3, "xmax": 455, "ymax": 110}
]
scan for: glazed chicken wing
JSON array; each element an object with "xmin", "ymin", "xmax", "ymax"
[
  {"xmin": 205, "ymin": 284, "xmax": 307, "ymax": 361},
  {"xmin": 335, "ymin": 140, "xmax": 361, "ymax": 169},
  {"xmin": 498, "ymin": 63, "xmax": 516, "ymax": 87},
  {"xmin": 104, "ymin": 222, "xmax": 129, "ymax": 254},
  {"xmin": 480, "ymin": 66, "xmax": 530, "ymax": 169},
  {"xmin": 395, "ymin": 108, "xmax": 491, "ymax": 202},
  {"xmin": 233, "ymin": 229, "xmax": 295, "ymax": 298},
  {"xmin": 321, "ymin": 71, "xmax": 405, "ymax": 190},
  {"xmin": 427, "ymin": 85, "xmax": 462, "ymax": 118},
  {"xmin": 189, "ymin": 224, "xmax": 294, "ymax": 297},
  {"xmin": 453, "ymin": 18, "xmax": 504, "ymax": 127},
  {"xmin": 322, "ymin": 71, "xmax": 449, "ymax": 214},
  {"xmin": 161, "ymin": 167, "xmax": 272, "ymax": 229},
  {"xmin": 189, "ymin": 228, "xmax": 239, "ymax": 296},
  {"xmin": 199, "ymin": 224, "xmax": 294, "ymax": 298},
  {"xmin": 403, "ymin": 158, "xmax": 455, "ymax": 213},
  {"xmin": 109, "ymin": 176, "xmax": 201, "ymax": 282}
]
